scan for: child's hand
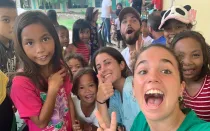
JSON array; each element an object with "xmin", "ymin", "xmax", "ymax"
[
  {"xmin": 73, "ymin": 120, "xmax": 82, "ymax": 131},
  {"xmin": 48, "ymin": 68, "xmax": 66, "ymax": 94},
  {"xmin": 96, "ymin": 75, "xmax": 114, "ymax": 104}
]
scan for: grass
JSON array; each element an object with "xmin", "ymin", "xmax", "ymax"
[{"xmin": 58, "ymin": 18, "xmax": 76, "ymax": 30}]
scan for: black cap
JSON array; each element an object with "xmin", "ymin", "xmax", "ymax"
[{"xmin": 119, "ymin": 7, "xmax": 141, "ymax": 24}]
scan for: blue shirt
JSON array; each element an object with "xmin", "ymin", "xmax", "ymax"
[
  {"xmin": 108, "ymin": 76, "xmax": 140, "ymax": 131},
  {"xmin": 152, "ymin": 36, "xmax": 166, "ymax": 45}
]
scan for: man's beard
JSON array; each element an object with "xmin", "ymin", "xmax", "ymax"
[{"xmin": 122, "ymin": 29, "xmax": 141, "ymax": 45}]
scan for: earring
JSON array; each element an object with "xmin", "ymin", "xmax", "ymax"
[{"xmin": 178, "ymin": 96, "xmax": 184, "ymax": 109}]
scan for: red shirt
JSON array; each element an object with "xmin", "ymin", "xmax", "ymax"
[
  {"xmin": 183, "ymin": 75, "xmax": 210, "ymax": 122},
  {"xmin": 75, "ymin": 43, "xmax": 90, "ymax": 62},
  {"xmin": 152, "ymin": 0, "xmax": 162, "ymax": 11}
]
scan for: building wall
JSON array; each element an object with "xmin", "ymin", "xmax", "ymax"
[{"xmin": 163, "ymin": 0, "xmax": 210, "ymax": 44}]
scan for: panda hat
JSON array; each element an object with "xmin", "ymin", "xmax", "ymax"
[{"xmin": 159, "ymin": 5, "xmax": 193, "ymax": 30}]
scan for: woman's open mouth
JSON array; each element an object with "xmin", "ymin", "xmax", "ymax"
[{"xmin": 145, "ymin": 89, "xmax": 164, "ymax": 109}]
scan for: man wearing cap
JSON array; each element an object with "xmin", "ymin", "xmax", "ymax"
[
  {"xmin": 147, "ymin": 11, "xmax": 166, "ymax": 45},
  {"xmin": 120, "ymin": 7, "xmax": 143, "ymax": 69}
]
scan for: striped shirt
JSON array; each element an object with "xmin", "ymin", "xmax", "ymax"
[
  {"xmin": 76, "ymin": 42, "xmax": 90, "ymax": 62},
  {"xmin": 183, "ymin": 75, "xmax": 210, "ymax": 122}
]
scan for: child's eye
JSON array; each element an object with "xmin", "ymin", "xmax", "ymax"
[
  {"xmin": 79, "ymin": 86, "xmax": 84, "ymax": 90},
  {"xmin": 2, "ymin": 18, "xmax": 10, "ymax": 23},
  {"xmin": 161, "ymin": 69, "xmax": 172, "ymax": 74},
  {"xmin": 192, "ymin": 54, "xmax": 200, "ymax": 58},
  {"xmin": 26, "ymin": 42, "xmax": 33, "ymax": 46},
  {"xmin": 138, "ymin": 70, "xmax": 147, "ymax": 75},
  {"xmin": 42, "ymin": 37, "xmax": 50, "ymax": 42}
]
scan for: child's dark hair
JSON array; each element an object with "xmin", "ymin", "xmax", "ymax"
[
  {"xmin": 13, "ymin": 11, "xmax": 72, "ymax": 92},
  {"xmin": 171, "ymin": 31, "xmax": 210, "ymax": 80},
  {"xmin": 116, "ymin": 9, "xmax": 121, "ymax": 16},
  {"xmin": 65, "ymin": 53, "xmax": 88, "ymax": 67},
  {"xmin": 55, "ymin": 25, "xmax": 68, "ymax": 32},
  {"xmin": 47, "ymin": 10, "xmax": 58, "ymax": 25},
  {"xmin": 142, "ymin": 19, "xmax": 148, "ymax": 24},
  {"xmin": 85, "ymin": 7, "xmax": 99, "ymax": 23},
  {"xmin": 72, "ymin": 19, "xmax": 91, "ymax": 47},
  {"xmin": 0, "ymin": 0, "xmax": 16, "ymax": 8},
  {"xmin": 91, "ymin": 47, "xmax": 132, "ymax": 78},
  {"xmin": 72, "ymin": 67, "xmax": 98, "ymax": 99},
  {"xmin": 116, "ymin": 3, "xmax": 123, "ymax": 9},
  {"xmin": 132, "ymin": 44, "xmax": 184, "ymax": 83}
]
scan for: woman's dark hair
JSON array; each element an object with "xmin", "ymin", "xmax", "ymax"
[
  {"xmin": 132, "ymin": 44, "xmax": 184, "ymax": 83},
  {"xmin": 116, "ymin": 3, "xmax": 123, "ymax": 9},
  {"xmin": 72, "ymin": 19, "xmax": 91, "ymax": 47},
  {"xmin": 13, "ymin": 11, "xmax": 72, "ymax": 92},
  {"xmin": 91, "ymin": 47, "xmax": 132, "ymax": 78},
  {"xmin": 72, "ymin": 67, "xmax": 98, "ymax": 99},
  {"xmin": 85, "ymin": 7, "xmax": 99, "ymax": 23},
  {"xmin": 0, "ymin": 0, "xmax": 16, "ymax": 8},
  {"xmin": 65, "ymin": 53, "xmax": 88, "ymax": 68},
  {"xmin": 55, "ymin": 25, "xmax": 68, "ymax": 32},
  {"xmin": 47, "ymin": 10, "xmax": 59, "ymax": 26},
  {"xmin": 171, "ymin": 31, "xmax": 210, "ymax": 80}
]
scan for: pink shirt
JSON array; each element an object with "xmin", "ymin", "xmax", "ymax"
[{"xmin": 11, "ymin": 76, "xmax": 73, "ymax": 131}]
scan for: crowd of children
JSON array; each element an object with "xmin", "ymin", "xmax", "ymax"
[{"xmin": 1, "ymin": 0, "xmax": 210, "ymax": 131}]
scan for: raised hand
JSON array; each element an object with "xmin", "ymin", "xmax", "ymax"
[
  {"xmin": 48, "ymin": 68, "xmax": 66, "ymax": 94},
  {"xmin": 95, "ymin": 111, "xmax": 117, "ymax": 131},
  {"xmin": 96, "ymin": 75, "xmax": 114, "ymax": 103}
]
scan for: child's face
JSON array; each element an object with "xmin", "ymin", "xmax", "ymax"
[
  {"xmin": 78, "ymin": 73, "xmax": 97, "ymax": 104},
  {"xmin": 174, "ymin": 38, "xmax": 203, "ymax": 80},
  {"xmin": 95, "ymin": 53, "xmax": 125, "ymax": 83},
  {"xmin": 163, "ymin": 20, "xmax": 189, "ymax": 45},
  {"xmin": 79, "ymin": 28, "xmax": 90, "ymax": 44},
  {"xmin": 133, "ymin": 46, "xmax": 185, "ymax": 122},
  {"xmin": 58, "ymin": 28, "xmax": 69, "ymax": 47},
  {"xmin": 0, "ymin": 8, "xmax": 17, "ymax": 42},
  {"xmin": 117, "ymin": 5, "xmax": 122, "ymax": 10},
  {"xmin": 141, "ymin": 22, "xmax": 149, "ymax": 36},
  {"xmin": 67, "ymin": 58, "xmax": 82, "ymax": 75},
  {"xmin": 21, "ymin": 23, "xmax": 55, "ymax": 66}
]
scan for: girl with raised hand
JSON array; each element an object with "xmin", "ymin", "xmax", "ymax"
[{"xmin": 10, "ymin": 11, "xmax": 76, "ymax": 131}]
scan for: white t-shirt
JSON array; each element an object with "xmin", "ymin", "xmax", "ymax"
[
  {"xmin": 72, "ymin": 97, "xmax": 99, "ymax": 127},
  {"xmin": 142, "ymin": 35, "xmax": 153, "ymax": 47},
  {"xmin": 101, "ymin": 0, "xmax": 112, "ymax": 18},
  {"xmin": 115, "ymin": 18, "xmax": 120, "ymax": 30},
  {"xmin": 121, "ymin": 47, "xmax": 130, "ymax": 68}
]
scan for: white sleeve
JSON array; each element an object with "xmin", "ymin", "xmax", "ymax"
[{"xmin": 107, "ymin": 0, "xmax": 112, "ymax": 6}]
